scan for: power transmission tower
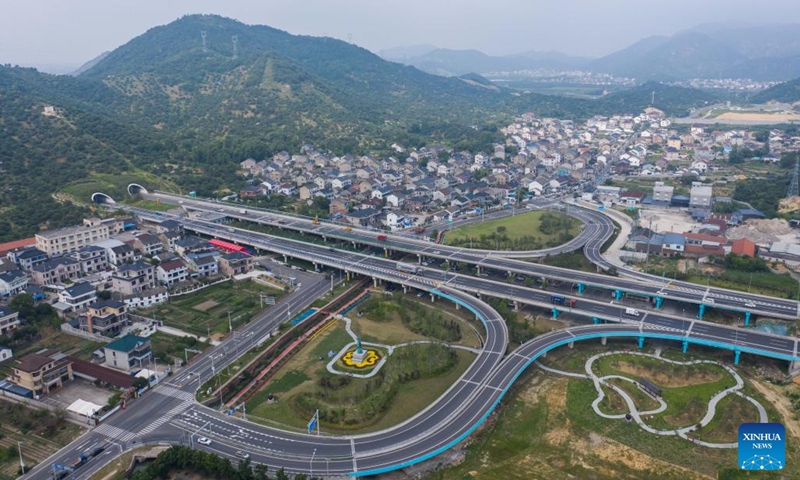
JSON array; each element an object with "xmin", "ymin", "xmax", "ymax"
[
  {"xmin": 231, "ymin": 35, "xmax": 238, "ymax": 59},
  {"xmin": 201, "ymin": 31, "xmax": 207, "ymax": 53},
  {"xmin": 788, "ymin": 159, "xmax": 800, "ymax": 198}
]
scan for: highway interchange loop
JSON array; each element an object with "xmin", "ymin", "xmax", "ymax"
[{"xmin": 24, "ymin": 190, "xmax": 800, "ymax": 479}]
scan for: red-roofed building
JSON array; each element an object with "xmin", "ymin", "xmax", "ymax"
[
  {"xmin": 0, "ymin": 238, "xmax": 36, "ymax": 257},
  {"xmin": 730, "ymin": 238, "xmax": 756, "ymax": 257},
  {"xmin": 620, "ymin": 191, "xmax": 644, "ymax": 205}
]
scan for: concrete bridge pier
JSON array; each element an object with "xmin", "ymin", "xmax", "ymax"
[
  {"xmin": 313, "ymin": 262, "xmax": 319, "ymax": 272},
  {"xmin": 734, "ymin": 349, "xmax": 741, "ymax": 365},
  {"xmin": 637, "ymin": 336, "xmax": 644, "ymax": 349},
  {"xmin": 698, "ymin": 304, "xmax": 706, "ymax": 319},
  {"xmin": 577, "ymin": 283, "xmax": 586, "ymax": 294},
  {"xmin": 592, "ymin": 317, "xmax": 601, "ymax": 325},
  {"xmin": 744, "ymin": 311, "xmax": 751, "ymax": 326},
  {"xmin": 402, "ymin": 285, "xmax": 408, "ymax": 294},
  {"xmin": 417, "ymin": 254, "xmax": 422, "ymax": 264},
  {"xmin": 430, "ymin": 293, "xmax": 436, "ymax": 302},
  {"xmin": 513, "ymin": 301, "xmax": 519, "ymax": 311},
  {"xmin": 788, "ymin": 361, "xmax": 800, "ymax": 376},
  {"xmin": 568, "ymin": 341, "xmax": 575, "ymax": 349},
  {"xmin": 476, "ymin": 266, "xmax": 481, "ymax": 275},
  {"xmin": 373, "ymin": 277, "xmax": 380, "ymax": 287},
  {"xmin": 615, "ymin": 290, "xmax": 623, "ymax": 301},
  {"xmin": 283, "ymin": 254, "xmax": 288, "ymax": 263},
  {"xmin": 600, "ymin": 336, "xmax": 607, "ymax": 346},
  {"xmin": 655, "ymin": 296, "xmax": 663, "ymax": 309},
  {"xmin": 346, "ymin": 271, "xmax": 351, "ymax": 281},
  {"xmin": 682, "ymin": 340, "xmax": 688, "ymax": 353},
  {"xmin": 551, "ymin": 308, "xmax": 559, "ymax": 319},
  {"xmin": 384, "ymin": 248, "xmax": 389, "ymax": 258}
]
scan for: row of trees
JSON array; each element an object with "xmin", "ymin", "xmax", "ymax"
[{"xmin": 130, "ymin": 445, "xmax": 315, "ymax": 480}]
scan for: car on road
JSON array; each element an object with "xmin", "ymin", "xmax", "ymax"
[
  {"xmin": 745, "ymin": 301, "xmax": 756, "ymax": 308},
  {"xmin": 197, "ymin": 437, "xmax": 212, "ymax": 445},
  {"xmin": 706, "ymin": 298, "xmax": 715, "ymax": 304},
  {"xmin": 235, "ymin": 451, "xmax": 250, "ymax": 459}
]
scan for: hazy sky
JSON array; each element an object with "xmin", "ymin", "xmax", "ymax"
[{"xmin": 3, "ymin": 0, "xmax": 800, "ymax": 73}]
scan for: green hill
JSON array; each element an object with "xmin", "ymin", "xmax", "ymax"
[
  {"xmin": 751, "ymin": 77, "xmax": 800, "ymax": 103},
  {"xmin": 0, "ymin": 15, "xmax": 717, "ymax": 241}
]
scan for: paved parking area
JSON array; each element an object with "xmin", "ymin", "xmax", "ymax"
[{"xmin": 45, "ymin": 380, "xmax": 114, "ymax": 409}]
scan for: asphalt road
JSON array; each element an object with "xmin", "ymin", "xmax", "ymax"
[
  {"xmin": 25, "ymin": 197, "xmax": 800, "ymax": 479},
  {"xmin": 147, "ymin": 191, "xmax": 800, "ymax": 320}
]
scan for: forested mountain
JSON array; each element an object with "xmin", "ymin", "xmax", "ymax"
[
  {"xmin": 0, "ymin": 15, "xmax": 715, "ymax": 241},
  {"xmin": 591, "ymin": 32, "xmax": 746, "ymax": 80},
  {"xmin": 750, "ymin": 77, "xmax": 800, "ymax": 103}
]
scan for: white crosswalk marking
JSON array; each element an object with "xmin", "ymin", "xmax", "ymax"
[
  {"xmin": 94, "ymin": 424, "xmax": 137, "ymax": 442},
  {"xmin": 155, "ymin": 385, "xmax": 196, "ymax": 402},
  {"xmin": 138, "ymin": 402, "xmax": 191, "ymax": 435}
]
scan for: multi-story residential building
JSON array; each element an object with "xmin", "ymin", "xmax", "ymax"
[
  {"xmin": 67, "ymin": 245, "xmax": 108, "ymax": 274},
  {"xmin": 111, "ymin": 262, "xmax": 155, "ymax": 295},
  {"xmin": 57, "ymin": 281, "xmax": 97, "ymax": 313},
  {"xmin": 218, "ymin": 252, "xmax": 254, "ymax": 276},
  {"xmin": 35, "ymin": 224, "xmax": 110, "ymax": 256},
  {"xmin": 185, "ymin": 252, "xmax": 218, "ymax": 276},
  {"xmin": 0, "ymin": 307, "xmax": 20, "ymax": 336},
  {"xmin": 689, "ymin": 182, "xmax": 713, "ymax": 209},
  {"xmin": 118, "ymin": 286, "xmax": 168, "ymax": 309},
  {"xmin": 156, "ymin": 260, "xmax": 188, "ymax": 286},
  {"xmin": 83, "ymin": 217, "xmax": 125, "ymax": 235},
  {"xmin": 158, "ymin": 230, "xmax": 182, "ymax": 251},
  {"xmin": 9, "ymin": 350, "xmax": 73, "ymax": 396},
  {"xmin": 0, "ymin": 269, "xmax": 27, "ymax": 297},
  {"xmin": 78, "ymin": 300, "xmax": 128, "ymax": 337},
  {"xmin": 6, "ymin": 247, "xmax": 48, "ymax": 271},
  {"xmin": 652, "ymin": 182, "xmax": 674, "ymax": 203},
  {"xmin": 103, "ymin": 335, "xmax": 152, "ymax": 371},
  {"xmin": 110, "ymin": 244, "xmax": 137, "ymax": 265},
  {"xmin": 133, "ymin": 233, "xmax": 163, "ymax": 256},
  {"xmin": 29, "ymin": 257, "xmax": 80, "ymax": 285}
]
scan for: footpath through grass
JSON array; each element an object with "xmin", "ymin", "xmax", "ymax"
[
  {"xmin": 245, "ymin": 294, "xmax": 479, "ymax": 433},
  {"xmin": 443, "ymin": 210, "xmax": 580, "ymax": 250}
]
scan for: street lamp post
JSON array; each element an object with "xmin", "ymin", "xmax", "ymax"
[
  {"xmin": 310, "ymin": 448, "xmax": 316, "ymax": 478},
  {"xmin": 17, "ymin": 441, "xmax": 24, "ymax": 475}
]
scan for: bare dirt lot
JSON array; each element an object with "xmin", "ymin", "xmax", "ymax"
[
  {"xmin": 716, "ymin": 112, "xmax": 800, "ymax": 122},
  {"xmin": 638, "ymin": 209, "xmax": 699, "ymax": 233},
  {"xmin": 192, "ymin": 300, "xmax": 219, "ymax": 312}
]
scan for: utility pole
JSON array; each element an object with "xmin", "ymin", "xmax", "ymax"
[
  {"xmin": 17, "ymin": 441, "xmax": 25, "ymax": 475},
  {"xmin": 201, "ymin": 30, "xmax": 207, "ymax": 53}
]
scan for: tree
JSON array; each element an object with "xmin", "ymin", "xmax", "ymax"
[
  {"xmin": 97, "ymin": 290, "xmax": 112, "ymax": 300},
  {"xmin": 132, "ymin": 377, "xmax": 149, "ymax": 389},
  {"xmin": 9, "ymin": 294, "xmax": 35, "ymax": 319},
  {"xmin": 496, "ymin": 226, "xmax": 507, "ymax": 234}
]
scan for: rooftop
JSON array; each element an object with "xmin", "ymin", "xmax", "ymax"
[{"xmin": 105, "ymin": 334, "xmax": 149, "ymax": 353}]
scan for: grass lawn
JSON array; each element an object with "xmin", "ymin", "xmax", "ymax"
[
  {"xmin": 592, "ymin": 354, "xmax": 736, "ymax": 430},
  {"xmin": 0, "ymin": 404, "xmax": 85, "ymax": 478},
  {"xmin": 539, "ymin": 251, "xmax": 597, "ymax": 273},
  {"xmin": 692, "ymin": 394, "xmax": 758, "ymax": 443},
  {"xmin": 686, "ymin": 270, "xmax": 799, "ymax": 298},
  {"xmin": 246, "ymin": 320, "xmax": 475, "ymax": 433},
  {"xmin": 443, "ymin": 210, "xmax": 580, "ymax": 250},
  {"xmin": 139, "ymin": 280, "xmax": 285, "ymax": 337},
  {"xmin": 431, "ymin": 374, "xmax": 711, "ymax": 480},
  {"xmin": 125, "ymin": 198, "xmax": 179, "ymax": 212},
  {"xmin": 352, "ymin": 292, "xmax": 483, "ymax": 348}
]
